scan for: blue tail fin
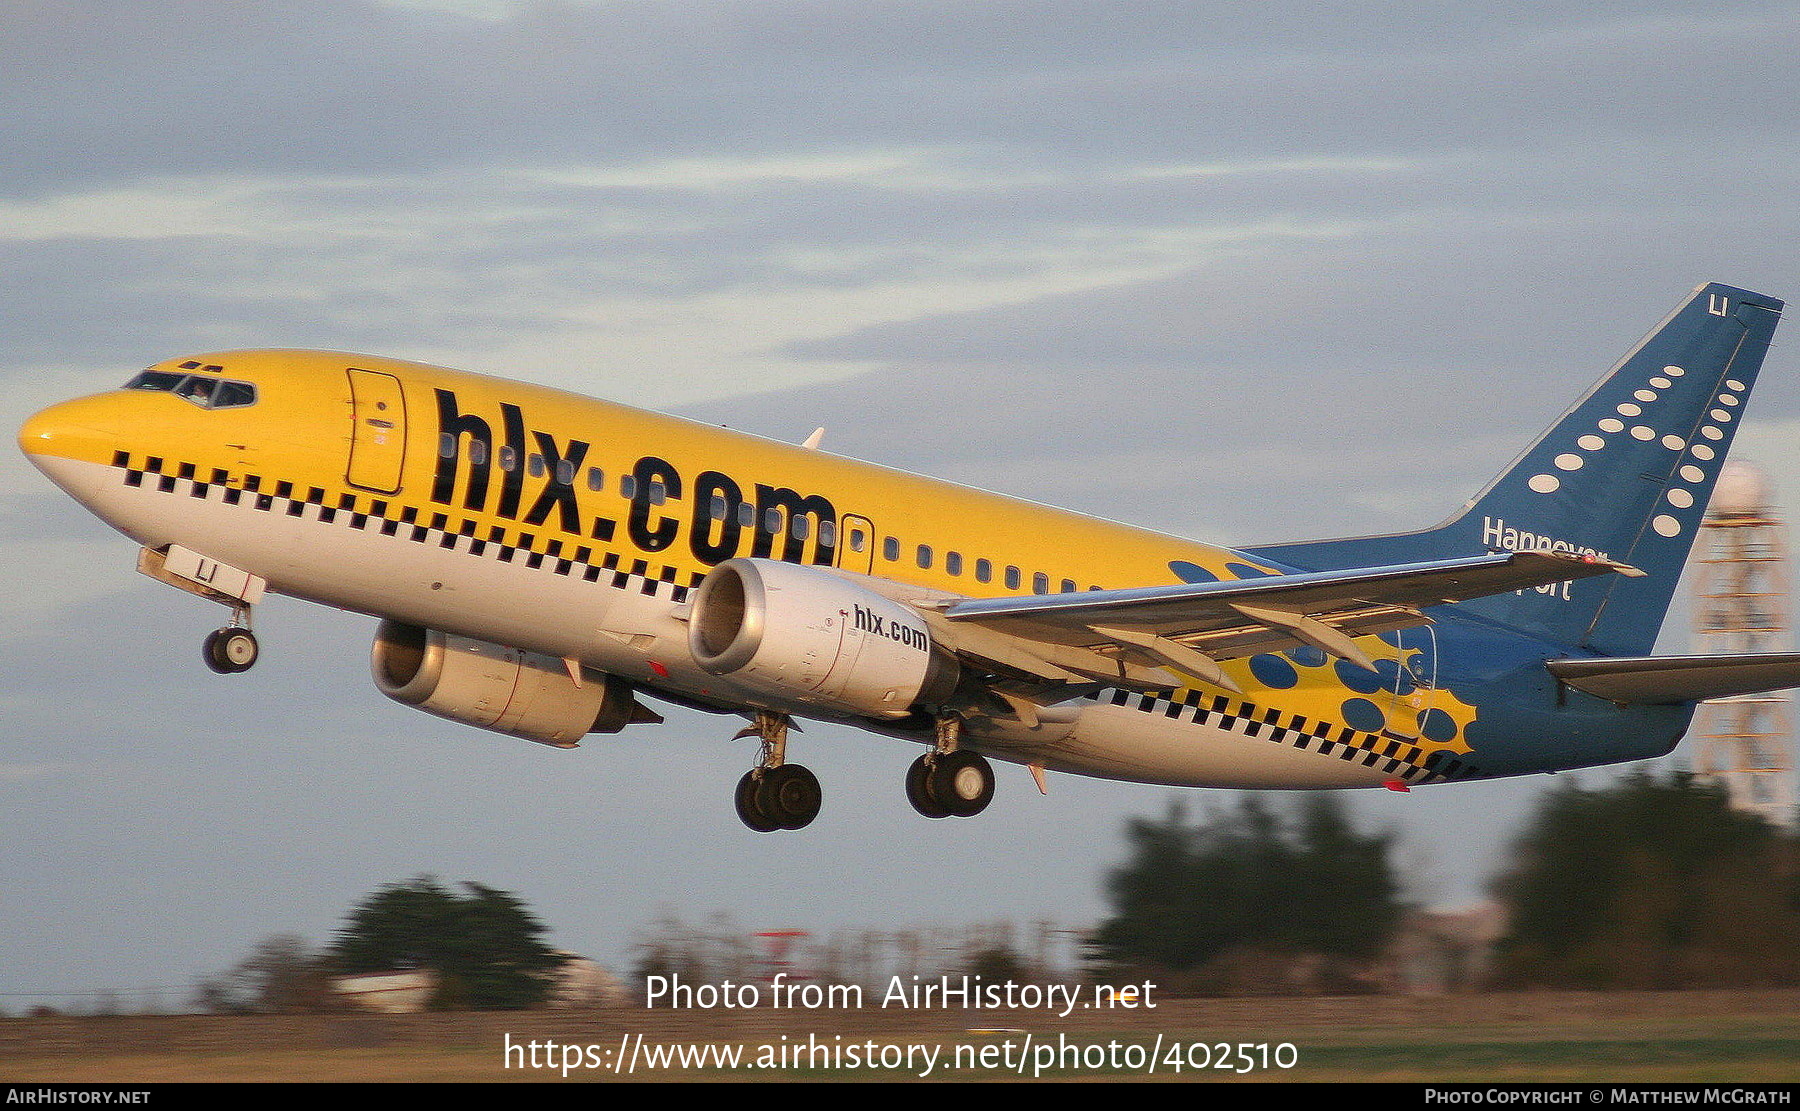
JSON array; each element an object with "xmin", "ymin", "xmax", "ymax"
[{"xmin": 1246, "ymin": 283, "xmax": 1784, "ymax": 656}]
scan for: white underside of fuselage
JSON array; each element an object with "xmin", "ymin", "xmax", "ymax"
[{"xmin": 37, "ymin": 452, "xmax": 1411, "ymax": 791}]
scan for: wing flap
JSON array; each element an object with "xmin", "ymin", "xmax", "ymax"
[
  {"xmin": 939, "ymin": 551, "xmax": 1633, "ymax": 674},
  {"xmin": 1548, "ymin": 654, "xmax": 1800, "ymax": 704}
]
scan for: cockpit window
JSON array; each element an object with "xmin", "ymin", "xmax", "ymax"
[
  {"xmin": 124, "ymin": 369, "xmax": 258, "ymax": 410},
  {"xmin": 212, "ymin": 381, "xmax": 256, "ymax": 408},
  {"xmin": 176, "ymin": 376, "xmax": 216, "ymax": 405},
  {"xmin": 125, "ymin": 370, "xmax": 187, "ymax": 393}
]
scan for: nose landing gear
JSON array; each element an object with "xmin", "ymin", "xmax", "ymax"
[
  {"xmin": 135, "ymin": 547, "xmax": 267, "ymax": 676},
  {"xmin": 203, "ymin": 623, "xmax": 260, "ymax": 674},
  {"xmin": 202, "ymin": 595, "xmax": 260, "ymax": 674}
]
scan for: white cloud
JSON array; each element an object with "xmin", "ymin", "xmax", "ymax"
[{"xmin": 0, "ymin": 760, "xmax": 69, "ymax": 784}]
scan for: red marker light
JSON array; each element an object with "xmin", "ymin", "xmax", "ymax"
[{"xmin": 1383, "ymin": 779, "xmax": 1411, "ymax": 793}]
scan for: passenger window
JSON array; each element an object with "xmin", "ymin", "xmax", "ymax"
[
  {"xmin": 848, "ymin": 527, "xmax": 867, "ymax": 552},
  {"xmin": 619, "ymin": 474, "xmax": 637, "ymax": 498},
  {"xmin": 438, "ymin": 433, "xmax": 456, "ymax": 459},
  {"xmin": 916, "ymin": 545, "xmax": 933, "ymax": 569},
  {"xmin": 946, "ymin": 552, "xmax": 963, "ymax": 576},
  {"xmin": 818, "ymin": 519, "xmax": 836, "ymax": 548},
  {"xmin": 737, "ymin": 503, "xmax": 756, "ymax": 528},
  {"xmin": 710, "ymin": 495, "xmax": 729, "ymax": 521},
  {"xmin": 1060, "ymin": 579, "xmax": 1077, "ymax": 593},
  {"xmin": 1033, "ymin": 573, "xmax": 1049, "ymax": 594},
  {"xmin": 529, "ymin": 454, "xmax": 546, "ymax": 478},
  {"xmin": 1005, "ymin": 566, "xmax": 1021, "ymax": 590},
  {"xmin": 791, "ymin": 516, "xmax": 809, "ymax": 541},
  {"xmin": 975, "ymin": 559, "xmax": 992, "ymax": 583},
  {"xmin": 884, "ymin": 537, "xmax": 899, "ymax": 561},
  {"xmin": 469, "ymin": 441, "xmax": 488, "ymax": 466},
  {"xmin": 500, "ymin": 446, "xmax": 519, "ymax": 472},
  {"xmin": 585, "ymin": 467, "xmax": 604, "ymax": 491}
]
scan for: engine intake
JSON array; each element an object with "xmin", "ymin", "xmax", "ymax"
[
  {"xmin": 372, "ymin": 620, "xmax": 658, "ymax": 746},
  {"xmin": 688, "ymin": 558, "xmax": 957, "ymax": 719}
]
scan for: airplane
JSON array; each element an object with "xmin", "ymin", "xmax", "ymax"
[{"xmin": 18, "ymin": 281, "xmax": 1799, "ymax": 832}]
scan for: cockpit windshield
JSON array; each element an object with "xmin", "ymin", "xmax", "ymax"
[{"xmin": 124, "ymin": 368, "xmax": 257, "ymax": 410}]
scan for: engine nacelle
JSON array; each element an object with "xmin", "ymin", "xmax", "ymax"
[
  {"xmin": 688, "ymin": 558, "xmax": 958, "ymax": 719},
  {"xmin": 371, "ymin": 620, "xmax": 655, "ymax": 746}
]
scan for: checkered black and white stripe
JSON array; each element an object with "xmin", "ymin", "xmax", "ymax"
[
  {"xmin": 113, "ymin": 451, "xmax": 704, "ymax": 604},
  {"xmin": 1101, "ymin": 685, "xmax": 1471, "ymax": 784}
]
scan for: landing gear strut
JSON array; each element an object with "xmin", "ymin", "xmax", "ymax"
[
  {"xmin": 906, "ymin": 715, "xmax": 995, "ymax": 819},
  {"xmin": 203, "ymin": 606, "xmax": 259, "ymax": 674},
  {"xmin": 733, "ymin": 711, "xmax": 822, "ymax": 832}
]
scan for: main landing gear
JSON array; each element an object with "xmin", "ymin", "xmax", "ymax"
[
  {"xmin": 905, "ymin": 715, "xmax": 995, "ymax": 819},
  {"xmin": 203, "ymin": 605, "xmax": 260, "ymax": 675},
  {"xmin": 734, "ymin": 711, "xmax": 822, "ymax": 832},
  {"xmin": 731, "ymin": 711, "xmax": 996, "ymax": 831}
]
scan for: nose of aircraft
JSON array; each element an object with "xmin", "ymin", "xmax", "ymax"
[
  {"xmin": 18, "ymin": 402, "xmax": 61, "ymax": 459},
  {"xmin": 18, "ymin": 394, "xmax": 120, "ymax": 463},
  {"xmin": 18, "ymin": 394, "xmax": 128, "ymax": 508}
]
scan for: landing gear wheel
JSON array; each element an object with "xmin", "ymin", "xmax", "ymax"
[
  {"xmin": 905, "ymin": 754, "xmax": 951, "ymax": 818},
  {"xmin": 758, "ymin": 764, "xmax": 822, "ymax": 831},
  {"xmin": 735, "ymin": 771, "xmax": 779, "ymax": 833},
  {"xmin": 929, "ymin": 750, "xmax": 995, "ymax": 817},
  {"xmin": 204, "ymin": 627, "xmax": 259, "ymax": 674},
  {"xmin": 732, "ymin": 711, "xmax": 822, "ymax": 832}
]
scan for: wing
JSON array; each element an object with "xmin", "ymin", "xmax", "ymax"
[{"xmin": 916, "ymin": 551, "xmax": 1638, "ymax": 695}]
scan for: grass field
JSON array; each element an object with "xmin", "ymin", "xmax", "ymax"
[{"xmin": 7, "ymin": 996, "xmax": 1799, "ymax": 1082}]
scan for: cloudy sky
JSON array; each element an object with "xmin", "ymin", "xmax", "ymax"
[{"xmin": 3, "ymin": 0, "xmax": 1798, "ymax": 1011}]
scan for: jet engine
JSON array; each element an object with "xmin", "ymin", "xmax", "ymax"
[
  {"xmin": 371, "ymin": 619, "xmax": 659, "ymax": 746},
  {"xmin": 688, "ymin": 558, "xmax": 958, "ymax": 719}
]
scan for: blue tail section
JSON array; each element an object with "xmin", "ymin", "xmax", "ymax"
[{"xmin": 1246, "ymin": 283, "xmax": 1784, "ymax": 657}]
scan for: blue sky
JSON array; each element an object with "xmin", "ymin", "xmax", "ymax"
[{"xmin": 3, "ymin": 0, "xmax": 1798, "ymax": 1010}]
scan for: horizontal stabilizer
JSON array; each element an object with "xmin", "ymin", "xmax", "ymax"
[{"xmin": 1547, "ymin": 654, "xmax": 1800, "ymax": 704}]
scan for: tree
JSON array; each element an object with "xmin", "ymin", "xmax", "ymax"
[
  {"xmin": 1490, "ymin": 770, "xmax": 1800, "ymax": 989},
  {"xmin": 1288, "ymin": 793, "xmax": 1402, "ymax": 958},
  {"xmin": 1088, "ymin": 793, "xmax": 1402, "ymax": 994},
  {"xmin": 194, "ymin": 934, "xmax": 337, "ymax": 1014},
  {"xmin": 331, "ymin": 876, "xmax": 567, "ymax": 1009},
  {"xmin": 629, "ymin": 910, "xmax": 755, "ymax": 993},
  {"xmin": 965, "ymin": 943, "xmax": 1035, "ymax": 985}
]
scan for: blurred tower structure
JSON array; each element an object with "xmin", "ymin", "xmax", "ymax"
[{"xmin": 1690, "ymin": 461, "xmax": 1796, "ymax": 827}]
